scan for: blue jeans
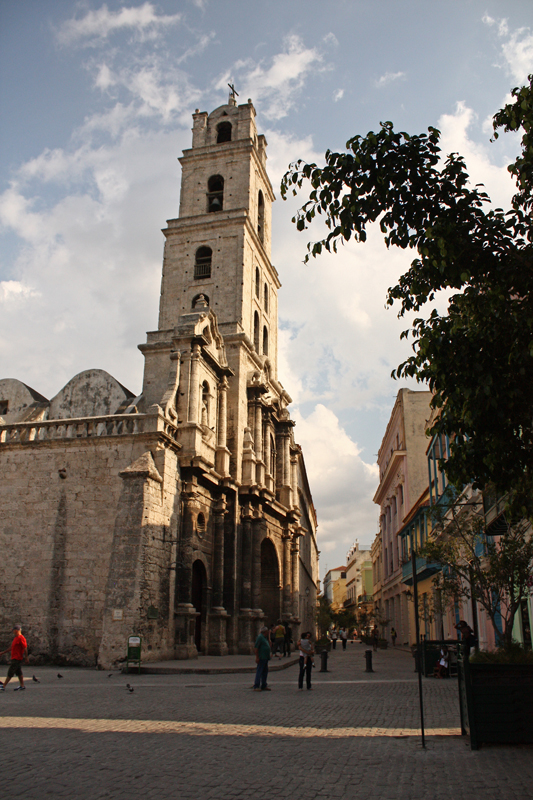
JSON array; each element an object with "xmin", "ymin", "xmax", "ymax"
[{"xmin": 254, "ymin": 658, "xmax": 269, "ymax": 689}]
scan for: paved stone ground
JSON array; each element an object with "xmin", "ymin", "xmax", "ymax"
[{"xmin": 1, "ymin": 643, "xmax": 532, "ymax": 799}]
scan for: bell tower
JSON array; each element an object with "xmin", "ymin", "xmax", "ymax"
[{"xmin": 156, "ymin": 95, "xmax": 279, "ymax": 374}]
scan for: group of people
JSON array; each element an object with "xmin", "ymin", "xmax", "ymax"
[
  {"xmin": 268, "ymin": 620, "xmax": 293, "ymax": 659},
  {"xmin": 253, "ymin": 623, "xmax": 315, "ymax": 692},
  {"xmin": 327, "ymin": 628, "xmax": 349, "ymax": 650}
]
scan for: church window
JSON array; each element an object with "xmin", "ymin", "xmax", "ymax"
[
  {"xmin": 194, "ymin": 247, "xmax": 212, "ymax": 279},
  {"xmin": 258, "ymin": 190, "xmax": 265, "ymax": 243},
  {"xmin": 255, "ymin": 267, "xmax": 260, "ymax": 298},
  {"xmin": 196, "ymin": 512, "xmax": 206, "ymax": 535},
  {"xmin": 253, "ymin": 311, "xmax": 260, "ymax": 351},
  {"xmin": 201, "ymin": 381, "xmax": 210, "ymax": 426},
  {"xmin": 263, "ymin": 326, "xmax": 268, "ymax": 356},
  {"xmin": 263, "ymin": 283, "xmax": 268, "ymax": 313},
  {"xmin": 207, "ymin": 175, "xmax": 224, "ymax": 212},
  {"xmin": 216, "ymin": 122, "xmax": 232, "ymax": 143}
]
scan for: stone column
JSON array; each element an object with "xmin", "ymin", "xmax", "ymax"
[
  {"xmin": 291, "ymin": 536, "xmax": 300, "ymax": 621},
  {"xmin": 290, "ymin": 454, "xmax": 298, "ymax": 509},
  {"xmin": 212, "ymin": 499, "xmax": 226, "ymax": 610},
  {"xmin": 174, "ymin": 492, "xmax": 200, "ymax": 659},
  {"xmin": 188, "ymin": 344, "xmax": 201, "ymax": 423},
  {"xmin": 282, "ymin": 533, "xmax": 292, "ymax": 618},
  {"xmin": 254, "ymin": 403, "xmax": 264, "ymax": 486},
  {"xmin": 283, "ymin": 434, "xmax": 291, "ymax": 485},
  {"xmin": 215, "ymin": 377, "xmax": 230, "ymax": 476},
  {"xmin": 238, "ymin": 507, "xmax": 255, "ymax": 654},
  {"xmin": 251, "ymin": 518, "xmax": 264, "ymax": 615},
  {"xmin": 264, "ymin": 417, "xmax": 273, "ymax": 492},
  {"xmin": 241, "ymin": 513, "xmax": 253, "ymax": 610},
  {"xmin": 208, "ymin": 497, "xmax": 228, "ymax": 656}
]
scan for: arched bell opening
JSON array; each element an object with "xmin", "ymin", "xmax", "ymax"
[
  {"xmin": 260, "ymin": 538, "xmax": 281, "ymax": 627},
  {"xmin": 207, "ymin": 175, "xmax": 224, "ymax": 212},
  {"xmin": 191, "ymin": 559, "xmax": 208, "ymax": 653}
]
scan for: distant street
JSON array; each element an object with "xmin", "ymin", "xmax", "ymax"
[{"xmin": 1, "ymin": 644, "xmax": 532, "ymax": 799}]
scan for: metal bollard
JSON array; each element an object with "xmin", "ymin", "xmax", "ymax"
[
  {"xmin": 320, "ymin": 650, "xmax": 329, "ymax": 672},
  {"xmin": 365, "ymin": 649, "xmax": 374, "ymax": 673}
]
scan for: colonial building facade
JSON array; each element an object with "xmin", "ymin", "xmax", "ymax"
[
  {"xmin": 0, "ymin": 96, "xmax": 318, "ymax": 667},
  {"xmin": 372, "ymin": 388, "xmax": 432, "ymax": 645}
]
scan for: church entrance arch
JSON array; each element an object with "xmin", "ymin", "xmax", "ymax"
[
  {"xmin": 260, "ymin": 538, "xmax": 281, "ymax": 627},
  {"xmin": 191, "ymin": 560, "xmax": 207, "ymax": 653}
]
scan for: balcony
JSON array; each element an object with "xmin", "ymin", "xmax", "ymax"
[{"xmin": 402, "ymin": 556, "xmax": 441, "ymax": 586}]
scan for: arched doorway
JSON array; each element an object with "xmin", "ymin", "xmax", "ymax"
[
  {"xmin": 191, "ymin": 560, "xmax": 207, "ymax": 653},
  {"xmin": 261, "ymin": 538, "xmax": 281, "ymax": 627}
]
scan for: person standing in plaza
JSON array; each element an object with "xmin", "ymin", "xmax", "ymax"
[
  {"xmin": 253, "ymin": 626, "xmax": 271, "ymax": 691},
  {"xmin": 390, "ymin": 627, "xmax": 397, "ymax": 647},
  {"xmin": 0, "ymin": 624, "xmax": 28, "ymax": 691},
  {"xmin": 297, "ymin": 631, "xmax": 314, "ymax": 691},
  {"xmin": 272, "ymin": 620, "xmax": 285, "ymax": 659},
  {"xmin": 330, "ymin": 629, "xmax": 338, "ymax": 649},
  {"xmin": 339, "ymin": 627, "xmax": 348, "ymax": 650},
  {"xmin": 372, "ymin": 625, "xmax": 379, "ymax": 651}
]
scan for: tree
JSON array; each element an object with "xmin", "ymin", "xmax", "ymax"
[
  {"xmin": 281, "ymin": 76, "xmax": 533, "ymax": 514},
  {"xmin": 315, "ymin": 594, "xmax": 334, "ymax": 637},
  {"xmin": 420, "ymin": 498, "xmax": 533, "ymax": 649}
]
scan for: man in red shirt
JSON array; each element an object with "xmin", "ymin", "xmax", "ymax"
[{"xmin": 0, "ymin": 625, "xmax": 28, "ymax": 691}]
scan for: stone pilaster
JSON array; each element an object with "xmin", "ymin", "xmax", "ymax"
[
  {"xmin": 215, "ymin": 376, "xmax": 230, "ymax": 477},
  {"xmin": 188, "ymin": 344, "xmax": 201, "ymax": 423},
  {"xmin": 282, "ymin": 532, "xmax": 292, "ymax": 618},
  {"xmin": 238, "ymin": 506, "xmax": 254, "ymax": 653},
  {"xmin": 174, "ymin": 490, "xmax": 200, "ymax": 659}
]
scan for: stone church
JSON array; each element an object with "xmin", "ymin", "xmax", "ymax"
[{"xmin": 0, "ymin": 95, "xmax": 319, "ymax": 668}]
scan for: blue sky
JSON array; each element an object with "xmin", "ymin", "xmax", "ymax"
[{"xmin": 1, "ymin": 1, "xmax": 532, "ymax": 575}]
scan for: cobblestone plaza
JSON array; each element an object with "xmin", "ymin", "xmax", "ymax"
[{"xmin": 1, "ymin": 645, "xmax": 532, "ymax": 799}]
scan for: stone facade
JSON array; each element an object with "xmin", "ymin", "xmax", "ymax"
[{"xmin": 0, "ymin": 96, "xmax": 319, "ymax": 668}]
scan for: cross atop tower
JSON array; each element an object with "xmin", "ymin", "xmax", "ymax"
[{"xmin": 228, "ymin": 82, "xmax": 239, "ymax": 106}]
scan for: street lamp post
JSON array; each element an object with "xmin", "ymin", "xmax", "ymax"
[{"xmin": 411, "ymin": 542, "xmax": 426, "ymax": 749}]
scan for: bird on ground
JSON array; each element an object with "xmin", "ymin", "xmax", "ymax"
[
  {"xmin": 32, "ymin": 675, "xmax": 40, "ymax": 683},
  {"xmin": 57, "ymin": 673, "xmax": 63, "ymax": 679},
  {"xmin": 126, "ymin": 683, "xmax": 130, "ymax": 688},
  {"xmin": 129, "ymin": 687, "xmax": 134, "ymax": 693},
  {"xmin": 107, "ymin": 673, "xmax": 113, "ymax": 678}
]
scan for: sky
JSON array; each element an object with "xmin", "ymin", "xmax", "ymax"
[{"xmin": 1, "ymin": 0, "xmax": 533, "ymax": 577}]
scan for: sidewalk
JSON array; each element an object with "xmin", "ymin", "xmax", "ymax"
[{"xmin": 132, "ymin": 653, "xmax": 299, "ymax": 674}]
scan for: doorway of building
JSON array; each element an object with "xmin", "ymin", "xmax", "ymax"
[
  {"xmin": 191, "ymin": 560, "xmax": 207, "ymax": 653},
  {"xmin": 260, "ymin": 538, "xmax": 281, "ymax": 627}
]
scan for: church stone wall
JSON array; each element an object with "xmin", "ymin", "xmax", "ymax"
[{"xmin": 0, "ymin": 436, "xmax": 179, "ymax": 667}]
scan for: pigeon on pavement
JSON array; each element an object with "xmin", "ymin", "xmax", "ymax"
[
  {"xmin": 32, "ymin": 675, "xmax": 40, "ymax": 683},
  {"xmin": 57, "ymin": 673, "xmax": 63, "ymax": 679}
]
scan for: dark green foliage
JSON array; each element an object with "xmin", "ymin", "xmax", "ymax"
[
  {"xmin": 281, "ymin": 76, "xmax": 533, "ymax": 513},
  {"xmin": 470, "ymin": 643, "xmax": 533, "ymax": 664}
]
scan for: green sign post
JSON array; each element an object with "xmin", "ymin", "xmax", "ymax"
[{"xmin": 126, "ymin": 635, "xmax": 142, "ymax": 673}]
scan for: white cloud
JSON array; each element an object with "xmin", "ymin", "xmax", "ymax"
[
  {"xmin": 438, "ymin": 101, "xmax": 515, "ymax": 208},
  {"xmin": 56, "ymin": 2, "xmax": 182, "ymax": 47},
  {"xmin": 215, "ymin": 35, "xmax": 323, "ymax": 120},
  {"xmin": 333, "ymin": 88, "xmax": 344, "ymax": 102},
  {"xmin": 0, "ymin": 281, "xmax": 39, "ymax": 304},
  {"xmin": 375, "ymin": 71, "xmax": 405, "ymax": 88},
  {"xmin": 294, "ymin": 405, "xmax": 378, "ymax": 565},
  {"xmin": 323, "ymin": 33, "xmax": 339, "ymax": 47},
  {"xmin": 483, "ymin": 17, "xmax": 533, "ymax": 84}
]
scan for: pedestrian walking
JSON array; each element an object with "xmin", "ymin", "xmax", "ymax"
[
  {"xmin": 372, "ymin": 625, "xmax": 379, "ymax": 652},
  {"xmin": 390, "ymin": 626, "xmax": 397, "ymax": 647},
  {"xmin": 253, "ymin": 626, "xmax": 271, "ymax": 691},
  {"xmin": 272, "ymin": 620, "xmax": 285, "ymax": 658},
  {"xmin": 0, "ymin": 624, "xmax": 29, "ymax": 691},
  {"xmin": 330, "ymin": 629, "xmax": 338, "ymax": 649},
  {"xmin": 339, "ymin": 627, "xmax": 348, "ymax": 650},
  {"xmin": 283, "ymin": 622, "xmax": 292, "ymax": 657},
  {"xmin": 455, "ymin": 621, "xmax": 475, "ymax": 659},
  {"xmin": 297, "ymin": 631, "xmax": 314, "ymax": 690}
]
